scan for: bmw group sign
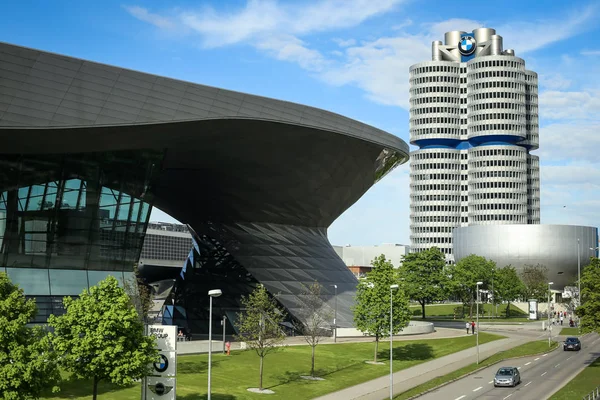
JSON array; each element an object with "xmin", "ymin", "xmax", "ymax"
[{"xmin": 143, "ymin": 325, "xmax": 177, "ymax": 400}]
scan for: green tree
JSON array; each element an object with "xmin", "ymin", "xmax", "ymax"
[
  {"xmin": 0, "ymin": 273, "xmax": 60, "ymax": 399},
  {"xmin": 398, "ymin": 247, "xmax": 448, "ymax": 319},
  {"xmin": 235, "ymin": 284, "xmax": 286, "ymax": 390},
  {"xmin": 353, "ymin": 255, "xmax": 411, "ymax": 363},
  {"xmin": 294, "ymin": 282, "xmax": 332, "ymax": 377},
  {"xmin": 520, "ymin": 264, "xmax": 549, "ymax": 301},
  {"xmin": 577, "ymin": 257, "xmax": 600, "ymax": 333},
  {"xmin": 494, "ymin": 265, "xmax": 526, "ymax": 317},
  {"xmin": 48, "ymin": 276, "xmax": 158, "ymax": 400},
  {"xmin": 447, "ymin": 254, "xmax": 495, "ymax": 318}
]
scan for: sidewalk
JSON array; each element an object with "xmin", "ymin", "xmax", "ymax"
[
  {"xmin": 177, "ymin": 327, "xmax": 466, "ymax": 355},
  {"xmin": 313, "ymin": 331, "xmax": 541, "ymax": 400}
]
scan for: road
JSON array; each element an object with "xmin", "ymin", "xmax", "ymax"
[{"xmin": 416, "ymin": 333, "xmax": 600, "ymax": 400}]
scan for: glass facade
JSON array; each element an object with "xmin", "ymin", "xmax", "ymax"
[{"xmin": 0, "ymin": 150, "xmax": 163, "ymax": 321}]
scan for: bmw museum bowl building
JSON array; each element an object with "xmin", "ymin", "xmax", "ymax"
[{"xmin": 0, "ymin": 42, "xmax": 409, "ymax": 334}]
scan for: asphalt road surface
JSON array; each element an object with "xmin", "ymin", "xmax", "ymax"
[{"xmin": 416, "ymin": 333, "xmax": 600, "ymax": 400}]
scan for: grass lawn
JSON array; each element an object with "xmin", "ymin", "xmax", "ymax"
[
  {"xmin": 41, "ymin": 333, "xmax": 503, "ymax": 400},
  {"xmin": 410, "ymin": 303, "xmax": 527, "ymax": 320},
  {"xmin": 559, "ymin": 327, "xmax": 581, "ymax": 336},
  {"xmin": 550, "ymin": 355, "xmax": 600, "ymax": 399},
  {"xmin": 394, "ymin": 339, "xmax": 559, "ymax": 399}
]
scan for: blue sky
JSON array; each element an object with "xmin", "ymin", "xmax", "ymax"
[{"xmin": 2, "ymin": 0, "xmax": 599, "ymax": 246}]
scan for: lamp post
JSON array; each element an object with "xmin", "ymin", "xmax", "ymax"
[
  {"xmin": 548, "ymin": 282, "xmax": 553, "ymax": 347},
  {"xmin": 207, "ymin": 289, "xmax": 222, "ymax": 400},
  {"xmin": 221, "ymin": 315, "xmax": 227, "ymax": 354},
  {"xmin": 389, "ymin": 284, "xmax": 399, "ymax": 400},
  {"xmin": 330, "ymin": 284, "xmax": 338, "ymax": 343},
  {"xmin": 476, "ymin": 281, "xmax": 483, "ymax": 364}
]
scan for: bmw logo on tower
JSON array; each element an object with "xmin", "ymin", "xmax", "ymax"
[{"xmin": 458, "ymin": 35, "xmax": 477, "ymax": 56}]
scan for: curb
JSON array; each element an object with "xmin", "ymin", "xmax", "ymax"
[{"xmin": 403, "ymin": 342, "xmax": 560, "ymax": 400}]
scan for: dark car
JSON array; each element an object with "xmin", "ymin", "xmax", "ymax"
[
  {"xmin": 494, "ymin": 366, "xmax": 521, "ymax": 387},
  {"xmin": 563, "ymin": 337, "xmax": 581, "ymax": 351}
]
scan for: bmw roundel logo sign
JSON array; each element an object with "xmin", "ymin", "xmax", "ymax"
[
  {"xmin": 458, "ymin": 35, "xmax": 477, "ymax": 56},
  {"xmin": 154, "ymin": 354, "xmax": 169, "ymax": 373}
]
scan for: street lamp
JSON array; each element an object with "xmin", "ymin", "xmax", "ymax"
[
  {"xmin": 389, "ymin": 284, "xmax": 399, "ymax": 400},
  {"xmin": 476, "ymin": 281, "xmax": 483, "ymax": 364},
  {"xmin": 548, "ymin": 282, "xmax": 554, "ymax": 347},
  {"xmin": 330, "ymin": 284, "xmax": 338, "ymax": 343},
  {"xmin": 207, "ymin": 289, "xmax": 222, "ymax": 400}
]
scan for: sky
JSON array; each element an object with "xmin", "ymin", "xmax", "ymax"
[{"xmin": 2, "ymin": 0, "xmax": 599, "ymax": 246}]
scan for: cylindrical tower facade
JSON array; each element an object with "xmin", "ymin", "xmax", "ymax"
[{"xmin": 409, "ymin": 28, "xmax": 541, "ymax": 262}]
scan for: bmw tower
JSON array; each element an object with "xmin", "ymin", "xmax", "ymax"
[{"xmin": 409, "ymin": 28, "xmax": 540, "ymax": 262}]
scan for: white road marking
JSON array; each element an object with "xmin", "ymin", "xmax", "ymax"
[
  {"xmin": 541, "ymin": 372, "xmax": 547, "ymax": 376},
  {"xmin": 518, "ymin": 367, "xmax": 522, "ymax": 370},
  {"xmin": 555, "ymin": 364, "xmax": 560, "ymax": 368},
  {"xmin": 534, "ymin": 358, "xmax": 540, "ymax": 361},
  {"xmin": 567, "ymin": 356, "xmax": 572, "ymax": 360},
  {"xmin": 489, "ymin": 380, "xmax": 494, "ymax": 384},
  {"xmin": 525, "ymin": 362, "xmax": 531, "ymax": 365},
  {"xmin": 454, "ymin": 396, "xmax": 466, "ymax": 400},
  {"xmin": 525, "ymin": 381, "xmax": 532, "ymax": 387},
  {"xmin": 542, "ymin": 354, "xmax": 548, "ymax": 357},
  {"xmin": 504, "ymin": 394, "xmax": 513, "ymax": 399},
  {"xmin": 473, "ymin": 386, "xmax": 483, "ymax": 392}
]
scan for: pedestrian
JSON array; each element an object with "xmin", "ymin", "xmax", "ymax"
[
  {"xmin": 466, "ymin": 321, "xmax": 470, "ymax": 334},
  {"xmin": 471, "ymin": 320, "xmax": 475, "ymax": 334},
  {"xmin": 560, "ymin": 314, "xmax": 564, "ymax": 325}
]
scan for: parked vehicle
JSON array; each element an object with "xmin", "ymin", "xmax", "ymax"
[{"xmin": 494, "ymin": 366, "xmax": 521, "ymax": 387}]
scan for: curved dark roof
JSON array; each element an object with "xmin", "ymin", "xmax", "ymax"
[{"xmin": 0, "ymin": 42, "xmax": 409, "ymax": 227}]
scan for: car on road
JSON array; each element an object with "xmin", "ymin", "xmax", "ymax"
[
  {"xmin": 563, "ymin": 337, "xmax": 581, "ymax": 351},
  {"xmin": 494, "ymin": 366, "xmax": 521, "ymax": 387}
]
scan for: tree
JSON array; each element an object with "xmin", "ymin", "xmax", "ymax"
[
  {"xmin": 48, "ymin": 276, "xmax": 158, "ymax": 400},
  {"xmin": 235, "ymin": 284, "xmax": 286, "ymax": 390},
  {"xmin": 520, "ymin": 264, "xmax": 549, "ymax": 301},
  {"xmin": 577, "ymin": 257, "xmax": 600, "ymax": 333},
  {"xmin": 0, "ymin": 273, "xmax": 60, "ymax": 399},
  {"xmin": 398, "ymin": 247, "xmax": 448, "ymax": 319},
  {"xmin": 353, "ymin": 255, "xmax": 411, "ymax": 363},
  {"xmin": 494, "ymin": 265, "xmax": 526, "ymax": 317},
  {"xmin": 294, "ymin": 282, "xmax": 333, "ymax": 377},
  {"xmin": 447, "ymin": 254, "xmax": 495, "ymax": 318}
]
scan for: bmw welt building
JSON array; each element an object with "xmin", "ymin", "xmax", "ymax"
[{"xmin": 0, "ymin": 42, "xmax": 409, "ymax": 333}]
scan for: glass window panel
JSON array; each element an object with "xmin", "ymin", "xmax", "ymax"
[
  {"xmin": 49, "ymin": 269, "xmax": 88, "ymax": 296},
  {"xmin": 46, "ymin": 182, "xmax": 58, "ymax": 195},
  {"xmin": 138, "ymin": 202, "xmax": 150, "ymax": 223},
  {"xmin": 6, "ymin": 268, "xmax": 51, "ymax": 295},
  {"xmin": 61, "ymin": 181, "xmax": 81, "ymax": 210},
  {"xmin": 42, "ymin": 192, "xmax": 57, "ymax": 210},
  {"xmin": 0, "ymin": 192, "xmax": 6, "ymax": 211},
  {"xmin": 88, "ymin": 270, "xmax": 125, "ymax": 288},
  {"xmin": 27, "ymin": 196, "xmax": 44, "ymax": 211},
  {"xmin": 18, "ymin": 187, "xmax": 30, "ymax": 211},
  {"xmin": 117, "ymin": 202, "xmax": 130, "ymax": 222},
  {"xmin": 29, "ymin": 185, "xmax": 45, "ymax": 197},
  {"xmin": 78, "ymin": 182, "xmax": 87, "ymax": 210},
  {"xmin": 99, "ymin": 188, "xmax": 118, "ymax": 207}
]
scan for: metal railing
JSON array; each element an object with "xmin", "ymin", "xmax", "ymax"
[{"xmin": 583, "ymin": 385, "xmax": 600, "ymax": 400}]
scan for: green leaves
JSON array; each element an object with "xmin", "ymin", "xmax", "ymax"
[
  {"xmin": 352, "ymin": 255, "xmax": 411, "ymax": 339},
  {"xmin": 578, "ymin": 257, "xmax": 600, "ymax": 333},
  {"xmin": 0, "ymin": 273, "xmax": 60, "ymax": 400},
  {"xmin": 494, "ymin": 266, "xmax": 526, "ymax": 317},
  {"xmin": 520, "ymin": 264, "xmax": 549, "ymax": 300},
  {"xmin": 48, "ymin": 276, "xmax": 158, "ymax": 398},
  {"xmin": 398, "ymin": 247, "xmax": 448, "ymax": 318},
  {"xmin": 446, "ymin": 254, "xmax": 496, "ymax": 318}
]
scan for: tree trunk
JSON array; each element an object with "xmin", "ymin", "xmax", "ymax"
[
  {"xmin": 259, "ymin": 355, "xmax": 264, "ymax": 390},
  {"xmin": 469, "ymin": 299, "xmax": 474, "ymax": 318},
  {"xmin": 421, "ymin": 300, "xmax": 426, "ymax": 319},
  {"xmin": 374, "ymin": 335, "xmax": 379, "ymax": 363},
  {"xmin": 92, "ymin": 376, "xmax": 99, "ymax": 400},
  {"xmin": 506, "ymin": 303, "xmax": 511, "ymax": 318},
  {"xmin": 311, "ymin": 345, "xmax": 316, "ymax": 377}
]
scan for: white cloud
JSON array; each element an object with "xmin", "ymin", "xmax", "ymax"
[
  {"xmin": 256, "ymin": 34, "xmax": 328, "ymax": 71},
  {"xmin": 123, "ymin": 5, "xmax": 176, "ymax": 30},
  {"xmin": 333, "ymin": 38, "xmax": 357, "ymax": 47},
  {"xmin": 581, "ymin": 50, "xmax": 600, "ymax": 56},
  {"xmin": 542, "ymin": 164, "xmax": 600, "ymax": 186},
  {"xmin": 539, "ymin": 90, "xmax": 600, "ymax": 121},
  {"xmin": 538, "ymin": 73, "xmax": 572, "ymax": 90},
  {"xmin": 538, "ymin": 123, "xmax": 600, "ymax": 163}
]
